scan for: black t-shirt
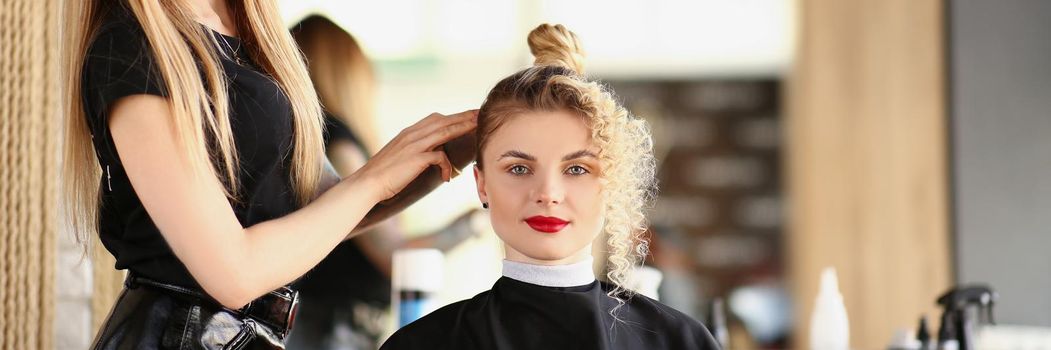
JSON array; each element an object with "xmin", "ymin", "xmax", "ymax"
[
  {"xmin": 380, "ymin": 277, "xmax": 721, "ymax": 350},
  {"xmin": 82, "ymin": 6, "xmax": 299, "ymax": 288}
]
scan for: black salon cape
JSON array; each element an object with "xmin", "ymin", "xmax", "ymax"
[{"xmin": 380, "ymin": 277, "xmax": 720, "ymax": 350}]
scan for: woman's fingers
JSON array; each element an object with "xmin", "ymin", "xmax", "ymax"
[
  {"xmin": 357, "ymin": 110, "xmax": 476, "ymax": 198},
  {"xmin": 405, "ymin": 110, "xmax": 478, "ymax": 145},
  {"xmin": 416, "ymin": 118, "xmax": 477, "ymax": 153},
  {"xmin": 449, "ymin": 109, "xmax": 479, "ymax": 121},
  {"xmin": 421, "ymin": 150, "xmax": 454, "ymax": 182}
]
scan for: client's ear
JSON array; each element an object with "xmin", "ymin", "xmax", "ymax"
[{"xmin": 474, "ymin": 165, "xmax": 488, "ymax": 205}]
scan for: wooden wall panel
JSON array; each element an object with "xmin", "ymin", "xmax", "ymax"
[{"xmin": 786, "ymin": 0, "xmax": 952, "ymax": 347}]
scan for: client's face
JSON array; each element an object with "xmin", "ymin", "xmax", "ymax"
[{"xmin": 474, "ymin": 109, "xmax": 605, "ymax": 265}]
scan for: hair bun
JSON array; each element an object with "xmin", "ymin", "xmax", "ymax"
[{"xmin": 527, "ymin": 24, "xmax": 586, "ymax": 75}]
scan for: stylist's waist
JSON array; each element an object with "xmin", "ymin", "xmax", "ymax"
[{"xmin": 124, "ymin": 271, "xmax": 300, "ymax": 337}]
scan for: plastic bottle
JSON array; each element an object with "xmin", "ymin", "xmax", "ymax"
[
  {"xmin": 810, "ymin": 267, "xmax": 850, "ymax": 349},
  {"xmin": 392, "ymin": 249, "xmax": 443, "ymax": 328}
]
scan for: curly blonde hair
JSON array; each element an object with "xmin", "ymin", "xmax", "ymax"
[{"xmin": 475, "ymin": 24, "xmax": 658, "ymax": 304}]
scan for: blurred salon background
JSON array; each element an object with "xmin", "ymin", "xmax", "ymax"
[{"xmin": 2, "ymin": 0, "xmax": 1049, "ymax": 349}]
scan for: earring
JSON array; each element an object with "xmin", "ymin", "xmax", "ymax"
[{"xmin": 482, "ymin": 202, "xmax": 489, "ymax": 209}]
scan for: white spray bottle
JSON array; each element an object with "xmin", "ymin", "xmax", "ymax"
[{"xmin": 810, "ymin": 267, "xmax": 850, "ymax": 349}]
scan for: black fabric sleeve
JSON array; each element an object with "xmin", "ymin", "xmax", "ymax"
[
  {"xmin": 82, "ymin": 18, "xmax": 168, "ymax": 123},
  {"xmin": 323, "ymin": 112, "xmax": 364, "ymax": 151}
]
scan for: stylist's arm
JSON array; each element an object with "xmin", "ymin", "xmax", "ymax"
[
  {"xmin": 110, "ymin": 94, "xmax": 476, "ymax": 310},
  {"xmin": 326, "ymin": 110, "xmax": 479, "ymax": 234},
  {"xmin": 340, "ymin": 110, "xmax": 478, "ymax": 234}
]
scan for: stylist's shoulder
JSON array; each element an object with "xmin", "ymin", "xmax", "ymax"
[
  {"xmin": 85, "ymin": 8, "xmax": 155, "ymax": 68},
  {"xmin": 84, "ymin": 8, "xmax": 168, "ymax": 116}
]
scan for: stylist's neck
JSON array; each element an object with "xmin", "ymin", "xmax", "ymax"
[
  {"xmin": 189, "ymin": 0, "xmax": 236, "ymax": 36},
  {"xmin": 504, "ymin": 244, "xmax": 592, "ymax": 266}
]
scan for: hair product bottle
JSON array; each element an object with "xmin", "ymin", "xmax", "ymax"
[{"xmin": 809, "ymin": 267, "xmax": 850, "ymax": 350}]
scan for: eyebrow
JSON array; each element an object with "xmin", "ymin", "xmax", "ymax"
[
  {"xmin": 561, "ymin": 150, "xmax": 598, "ymax": 161},
  {"xmin": 497, "ymin": 150, "xmax": 535, "ymax": 161},
  {"xmin": 496, "ymin": 149, "xmax": 597, "ymax": 162}
]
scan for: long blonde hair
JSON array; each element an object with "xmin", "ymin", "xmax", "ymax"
[
  {"xmin": 292, "ymin": 15, "xmax": 380, "ymax": 153},
  {"xmin": 63, "ymin": 0, "xmax": 325, "ymax": 245},
  {"xmin": 476, "ymin": 24, "xmax": 658, "ymax": 304}
]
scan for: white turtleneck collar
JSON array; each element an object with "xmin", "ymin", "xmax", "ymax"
[{"xmin": 501, "ymin": 256, "xmax": 596, "ymax": 287}]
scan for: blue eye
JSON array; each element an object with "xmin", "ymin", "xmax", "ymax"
[
  {"xmin": 566, "ymin": 165, "xmax": 589, "ymax": 176},
  {"xmin": 509, "ymin": 165, "xmax": 530, "ymax": 176}
]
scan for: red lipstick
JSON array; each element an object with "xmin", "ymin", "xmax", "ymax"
[{"xmin": 524, "ymin": 216, "xmax": 569, "ymax": 233}]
